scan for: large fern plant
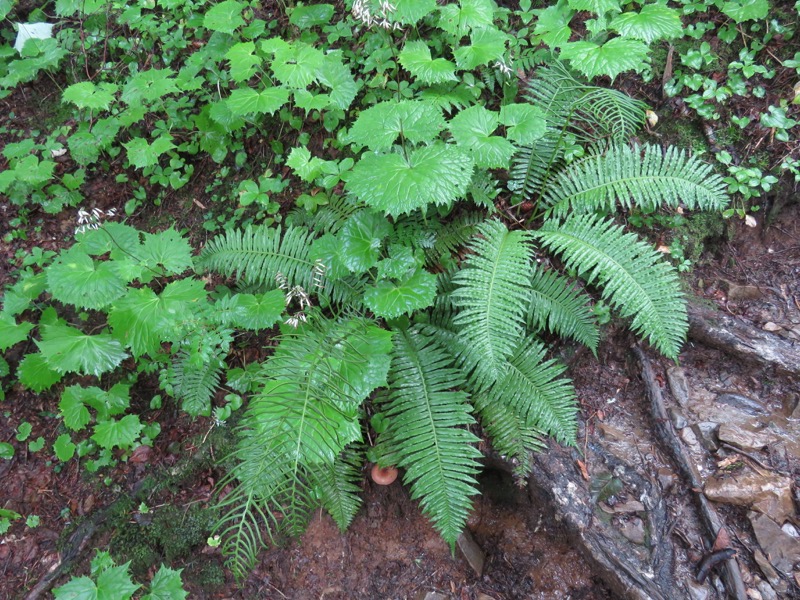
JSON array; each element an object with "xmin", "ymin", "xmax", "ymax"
[{"xmin": 199, "ymin": 62, "xmax": 729, "ymax": 580}]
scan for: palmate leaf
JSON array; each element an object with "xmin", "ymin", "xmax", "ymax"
[
  {"xmin": 560, "ymin": 38, "xmax": 649, "ymax": 80},
  {"xmin": 382, "ymin": 327, "xmax": 482, "ymax": 548},
  {"xmin": 0, "ymin": 314, "xmax": 34, "ymax": 351},
  {"xmin": 339, "ymin": 210, "xmax": 393, "ymax": 274},
  {"xmin": 454, "ymin": 26, "xmax": 508, "ymax": 70},
  {"xmin": 567, "ymin": 0, "xmax": 621, "ymax": 13},
  {"xmin": 543, "ymin": 143, "xmax": 729, "ymax": 219},
  {"xmin": 37, "ymin": 322, "xmax": 127, "ymax": 377},
  {"xmin": 499, "ymin": 104, "xmax": 547, "ymax": 145},
  {"xmin": 449, "ymin": 105, "xmax": 515, "ymax": 169},
  {"xmin": 438, "ymin": 0, "xmax": 494, "ymax": 37},
  {"xmin": 226, "ymin": 87, "xmax": 290, "ymax": 116},
  {"xmin": 347, "ymin": 143, "xmax": 473, "ymax": 217},
  {"xmin": 528, "ymin": 267, "xmax": 599, "ymax": 353},
  {"xmin": 46, "ymin": 246, "xmax": 127, "ymax": 310},
  {"xmin": 398, "ymin": 41, "xmax": 457, "ymax": 84},
  {"xmin": 124, "ymin": 134, "xmax": 175, "ymax": 169},
  {"xmin": 203, "ymin": 0, "xmax": 245, "ymax": 34},
  {"xmin": 451, "ymin": 220, "xmax": 534, "ymax": 389},
  {"xmin": 225, "ymin": 290, "xmax": 285, "ymax": 331},
  {"xmin": 535, "ymin": 214, "xmax": 687, "ymax": 359},
  {"xmin": 347, "ymin": 100, "xmax": 446, "ymax": 151},
  {"xmin": 610, "ymin": 5, "xmax": 683, "ymax": 44},
  {"xmin": 317, "ymin": 52, "xmax": 357, "ymax": 110},
  {"xmin": 91, "ymin": 414, "xmax": 143, "ymax": 450},
  {"xmin": 484, "ymin": 335, "xmax": 578, "ymax": 445},
  {"xmin": 17, "ymin": 352, "xmax": 63, "ymax": 392},
  {"xmin": 226, "ymin": 41, "xmax": 260, "ymax": 83},
  {"xmin": 266, "ymin": 40, "xmax": 324, "ymax": 89},
  {"xmin": 364, "ymin": 267, "xmax": 437, "ymax": 319},
  {"xmin": 62, "ymin": 81, "xmax": 117, "ymax": 110}
]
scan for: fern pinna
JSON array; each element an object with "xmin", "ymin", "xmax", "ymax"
[{"xmin": 196, "ymin": 61, "xmax": 729, "ymax": 580}]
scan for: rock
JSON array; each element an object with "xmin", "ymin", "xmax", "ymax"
[
  {"xmin": 704, "ymin": 469, "xmax": 794, "ymax": 524},
  {"xmin": 716, "ymin": 393, "xmax": 766, "ymax": 416},
  {"xmin": 685, "ymin": 580, "xmax": 710, "ymax": 600},
  {"xmin": 782, "ymin": 523, "xmax": 799, "ymax": 538},
  {"xmin": 722, "ymin": 281, "xmax": 763, "ymax": 301},
  {"xmin": 692, "ymin": 421, "xmax": 719, "ymax": 452},
  {"xmin": 618, "ymin": 517, "xmax": 646, "ymax": 545},
  {"xmin": 753, "ymin": 549, "xmax": 781, "ymax": 586},
  {"xmin": 757, "ymin": 581, "xmax": 778, "ymax": 600},
  {"xmin": 750, "ymin": 512, "xmax": 800, "ymax": 576},
  {"xmin": 667, "ymin": 366, "xmax": 690, "ymax": 406},
  {"xmin": 717, "ymin": 422, "xmax": 777, "ymax": 451},
  {"xmin": 456, "ymin": 529, "xmax": 485, "ymax": 577},
  {"xmin": 656, "ymin": 468, "xmax": 677, "ymax": 493},
  {"xmin": 747, "ymin": 588, "xmax": 763, "ymax": 600},
  {"xmin": 762, "ymin": 321, "xmax": 782, "ymax": 332},
  {"xmin": 669, "ymin": 407, "xmax": 688, "ymax": 429}
]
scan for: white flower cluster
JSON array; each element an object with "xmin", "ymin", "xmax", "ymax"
[
  {"xmin": 351, "ymin": 0, "xmax": 403, "ymax": 31},
  {"xmin": 76, "ymin": 207, "xmax": 118, "ymax": 234}
]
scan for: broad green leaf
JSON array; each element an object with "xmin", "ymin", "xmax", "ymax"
[
  {"xmin": 46, "ymin": 246, "xmax": 127, "ymax": 310},
  {"xmin": 449, "ymin": 105, "xmax": 515, "ymax": 169},
  {"xmin": 226, "ymin": 87, "xmax": 290, "ymax": 116},
  {"xmin": 364, "ymin": 268, "xmax": 437, "ymax": 319},
  {"xmin": 454, "ymin": 27, "xmax": 508, "ymax": 70},
  {"xmin": 0, "ymin": 443, "xmax": 13, "ymax": 460},
  {"xmin": 68, "ymin": 131, "xmax": 100, "ymax": 164},
  {"xmin": 610, "ymin": 5, "xmax": 683, "ymax": 43},
  {"xmin": 124, "ymin": 134, "xmax": 175, "ymax": 169},
  {"xmin": 376, "ymin": 245, "xmax": 419, "ymax": 280},
  {"xmin": 289, "ymin": 3, "xmax": 334, "ymax": 28},
  {"xmin": 60, "ymin": 386, "xmax": 93, "ymax": 430},
  {"xmin": 336, "ymin": 322, "xmax": 394, "ymax": 399},
  {"xmin": 108, "ymin": 288, "xmax": 162, "ymax": 357},
  {"xmin": 53, "ymin": 576, "xmax": 97, "ymax": 599},
  {"xmin": 399, "ymin": 41, "xmax": 457, "ymax": 84},
  {"xmin": 347, "ymin": 100, "xmax": 446, "ymax": 151},
  {"xmin": 393, "ymin": 0, "xmax": 437, "ymax": 24},
  {"xmin": 269, "ymin": 41, "xmax": 323, "ymax": 88},
  {"xmin": 55, "ymin": 0, "xmax": 105, "ymax": 14},
  {"xmin": 438, "ymin": 0, "xmax": 495, "ymax": 37},
  {"xmin": 348, "ymin": 143, "xmax": 473, "ymax": 216},
  {"xmin": 0, "ymin": 315, "xmax": 33, "ymax": 351},
  {"xmin": 286, "ymin": 146, "xmax": 325, "ymax": 182},
  {"xmin": 339, "ymin": 211, "xmax": 393, "ymax": 274},
  {"xmin": 317, "ymin": 52, "xmax": 357, "ymax": 110},
  {"xmin": 228, "ymin": 290, "xmax": 285, "ymax": 331},
  {"xmin": 142, "ymin": 565, "xmax": 187, "ymax": 600},
  {"xmin": 226, "ymin": 42, "xmax": 260, "ymax": 83},
  {"xmin": 76, "ymin": 222, "xmax": 140, "ymax": 258},
  {"xmin": 721, "ymin": 0, "xmax": 768, "ymax": 22},
  {"xmin": 499, "ymin": 104, "xmax": 547, "ymax": 145},
  {"xmin": 95, "ymin": 561, "xmax": 140, "ymax": 599},
  {"xmin": 308, "ymin": 234, "xmax": 349, "ymax": 279},
  {"xmin": 121, "ymin": 69, "xmax": 177, "ymax": 105},
  {"xmin": 13, "ymin": 22, "xmax": 54, "ymax": 53},
  {"xmin": 567, "ymin": 0, "xmax": 621, "ymax": 14},
  {"xmin": 203, "ymin": 0, "xmax": 245, "ymax": 34},
  {"xmin": 62, "ymin": 81, "xmax": 117, "ymax": 110},
  {"xmin": 560, "ymin": 38, "xmax": 649, "ymax": 80},
  {"xmin": 38, "ymin": 323, "xmax": 127, "ymax": 377},
  {"xmin": 140, "ymin": 228, "xmax": 193, "ymax": 275},
  {"xmin": 533, "ymin": 4, "xmax": 573, "ymax": 47},
  {"xmin": 54, "ymin": 434, "xmax": 76, "ymax": 461},
  {"xmin": 17, "ymin": 353, "xmax": 63, "ymax": 391},
  {"xmin": 91, "ymin": 414, "xmax": 143, "ymax": 450}
]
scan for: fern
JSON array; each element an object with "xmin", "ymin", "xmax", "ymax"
[
  {"xmin": 381, "ymin": 327, "xmax": 482, "ymax": 548},
  {"xmin": 543, "ymin": 143, "xmax": 729, "ymax": 218},
  {"xmin": 307, "ymin": 446, "xmax": 364, "ymax": 531},
  {"xmin": 528, "ymin": 266, "xmax": 599, "ymax": 353},
  {"xmin": 508, "ymin": 129, "xmax": 564, "ymax": 201},
  {"xmin": 535, "ymin": 214, "xmax": 687, "ymax": 359},
  {"xmin": 451, "ymin": 220, "xmax": 534, "ymax": 389},
  {"xmin": 167, "ymin": 348, "xmax": 225, "ymax": 417}
]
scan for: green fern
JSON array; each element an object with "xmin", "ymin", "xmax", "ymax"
[
  {"xmin": 307, "ymin": 446, "xmax": 364, "ymax": 532},
  {"xmin": 381, "ymin": 326, "xmax": 482, "ymax": 548},
  {"xmin": 167, "ymin": 348, "xmax": 225, "ymax": 417},
  {"xmin": 542, "ymin": 143, "xmax": 729, "ymax": 218},
  {"xmin": 508, "ymin": 130, "xmax": 564, "ymax": 201},
  {"xmin": 451, "ymin": 219, "xmax": 534, "ymax": 389},
  {"xmin": 528, "ymin": 266, "xmax": 599, "ymax": 353},
  {"xmin": 535, "ymin": 214, "xmax": 687, "ymax": 359}
]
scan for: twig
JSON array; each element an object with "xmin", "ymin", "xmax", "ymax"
[{"xmin": 719, "ymin": 442, "xmax": 791, "ymax": 477}]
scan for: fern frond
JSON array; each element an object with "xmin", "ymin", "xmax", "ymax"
[
  {"xmin": 307, "ymin": 445, "xmax": 364, "ymax": 532},
  {"xmin": 535, "ymin": 214, "xmax": 687, "ymax": 359},
  {"xmin": 307, "ymin": 195, "xmax": 365, "ymax": 235},
  {"xmin": 485, "ymin": 335, "xmax": 578, "ymax": 445},
  {"xmin": 382, "ymin": 327, "xmax": 482, "ymax": 548},
  {"xmin": 468, "ymin": 169, "xmax": 500, "ymax": 210},
  {"xmin": 543, "ymin": 143, "xmax": 730, "ymax": 218},
  {"xmin": 198, "ymin": 225, "xmax": 317, "ymax": 290},
  {"xmin": 508, "ymin": 130, "xmax": 564, "ymax": 200},
  {"xmin": 168, "ymin": 348, "xmax": 224, "ymax": 417},
  {"xmin": 425, "ymin": 211, "xmax": 485, "ymax": 267},
  {"xmin": 451, "ymin": 220, "xmax": 534, "ymax": 389},
  {"xmin": 474, "ymin": 393, "xmax": 546, "ymax": 483},
  {"xmin": 528, "ymin": 266, "xmax": 599, "ymax": 353}
]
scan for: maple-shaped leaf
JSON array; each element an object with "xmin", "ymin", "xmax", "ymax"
[
  {"xmin": 398, "ymin": 41, "xmax": 457, "ymax": 84},
  {"xmin": 226, "ymin": 41, "xmax": 261, "ymax": 83},
  {"xmin": 0, "ymin": 314, "xmax": 33, "ymax": 351},
  {"xmin": 139, "ymin": 228, "xmax": 193, "ymax": 276},
  {"xmin": 533, "ymin": 4, "xmax": 573, "ymax": 47},
  {"xmin": 266, "ymin": 39, "xmax": 323, "ymax": 88},
  {"xmin": 227, "ymin": 290, "xmax": 284, "ymax": 331},
  {"xmin": 203, "ymin": 0, "xmax": 245, "ymax": 34},
  {"xmin": 17, "ymin": 352, "xmax": 63, "ymax": 392},
  {"xmin": 454, "ymin": 26, "xmax": 508, "ymax": 70},
  {"xmin": 610, "ymin": 5, "xmax": 683, "ymax": 43},
  {"xmin": 567, "ymin": 0, "xmax": 621, "ymax": 14},
  {"xmin": 560, "ymin": 38, "xmax": 649, "ymax": 80},
  {"xmin": 62, "ymin": 81, "xmax": 118, "ymax": 110},
  {"xmin": 142, "ymin": 565, "xmax": 188, "ymax": 600},
  {"xmin": 91, "ymin": 414, "xmax": 143, "ymax": 450},
  {"xmin": 339, "ymin": 210, "xmax": 393, "ymax": 274},
  {"xmin": 37, "ymin": 322, "xmax": 127, "ymax": 377},
  {"xmin": 317, "ymin": 52, "xmax": 357, "ymax": 110},
  {"xmin": 121, "ymin": 68, "xmax": 178, "ymax": 104},
  {"xmin": 347, "ymin": 100, "xmax": 446, "ymax": 151},
  {"xmin": 364, "ymin": 267, "xmax": 437, "ymax": 319},
  {"xmin": 449, "ymin": 105, "xmax": 515, "ymax": 169},
  {"xmin": 59, "ymin": 385, "xmax": 93, "ymax": 431},
  {"xmin": 53, "ymin": 576, "xmax": 98, "ymax": 600},
  {"xmin": 124, "ymin": 134, "xmax": 175, "ymax": 169},
  {"xmin": 499, "ymin": 104, "xmax": 547, "ymax": 145},
  {"xmin": 226, "ymin": 86, "xmax": 290, "ymax": 116},
  {"xmin": 392, "ymin": 0, "xmax": 437, "ymax": 24},
  {"xmin": 347, "ymin": 143, "xmax": 473, "ymax": 216},
  {"xmin": 438, "ymin": 0, "xmax": 494, "ymax": 37},
  {"xmin": 46, "ymin": 246, "xmax": 127, "ymax": 309}
]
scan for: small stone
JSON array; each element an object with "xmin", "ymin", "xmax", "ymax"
[
  {"xmin": 669, "ymin": 407, "xmax": 688, "ymax": 429},
  {"xmin": 618, "ymin": 517, "xmax": 646, "ymax": 545},
  {"xmin": 692, "ymin": 421, "xmax": 719, "ymax": 452},
  {"xmin": 763, "ymin": 322, "xmax": 782, "ymax": 332},
  {"xmin": 747, "ymin": 588, "xmax": 763, "ymax": 600},
  {"xmin": 722, "ymin": 281, "xmax": 763, "ymax": 301},
  {"xmin": 705, "ymin": 470, "xmax": 794, "ymax": 524},
  {"xmin": 667, "ymin": 366, "xmax": 690, "ymax": 407},
  {"xmin": 753, "ymin": 549, "xmax": 781, "ymax": 586},
  {"xmin": 716, "ymin": 394, "xmax": 766, "ymax": 416},
  {"xmin": 685, "ymin": 580, "xmax": 710, "ymax": 600},
  {"xmin": 750, "ymin": 512, "xmax": 800, "ymax": 576},
  {"xmin": 782, "ymin": 523, "xmax": 799, "ymax": 538},
  {"xmin": 456, "ymin": 529, "xmax": 485, "ymax": 577},
  {"xmin": 757, "ymin": 581, "xmax": 778, "ymax": 600},
  {"xmin": 718, "ymin": 422, "xmax": 776, "ymax": 450},
  {"xmin": 656, "ymin": 468, "xmax": 677, "ymax": 493}
]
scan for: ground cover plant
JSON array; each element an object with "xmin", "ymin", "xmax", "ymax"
[{"xmin": 1, "ymin": 0, "xmax": 797, "ymax": 594}]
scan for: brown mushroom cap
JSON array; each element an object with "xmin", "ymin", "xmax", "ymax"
[{"xmin": 370, "ymin": 464, "xmax": 398, "ymax": 485}]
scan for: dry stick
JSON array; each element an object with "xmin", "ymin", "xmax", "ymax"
[{"xmin": 632, "ymin": 346, "xmax": 748, "ymax": 600}]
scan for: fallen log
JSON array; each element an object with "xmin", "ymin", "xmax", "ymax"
[{"xmin": 687, "ymin": 302, "xmax": 800, "ymax": 376}]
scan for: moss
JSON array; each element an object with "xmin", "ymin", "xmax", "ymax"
[
  {"xmin": 654, "ymin": 118, "xmax": 709, "ymax": 155},
  {"xmin": 185, "ymin": 559, "xmax": 226, "ymax": 590}
]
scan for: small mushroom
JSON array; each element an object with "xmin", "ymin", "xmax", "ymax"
[{"xmin": 370, "ymin": 464, "xmax": 398, "ymax": 485}]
